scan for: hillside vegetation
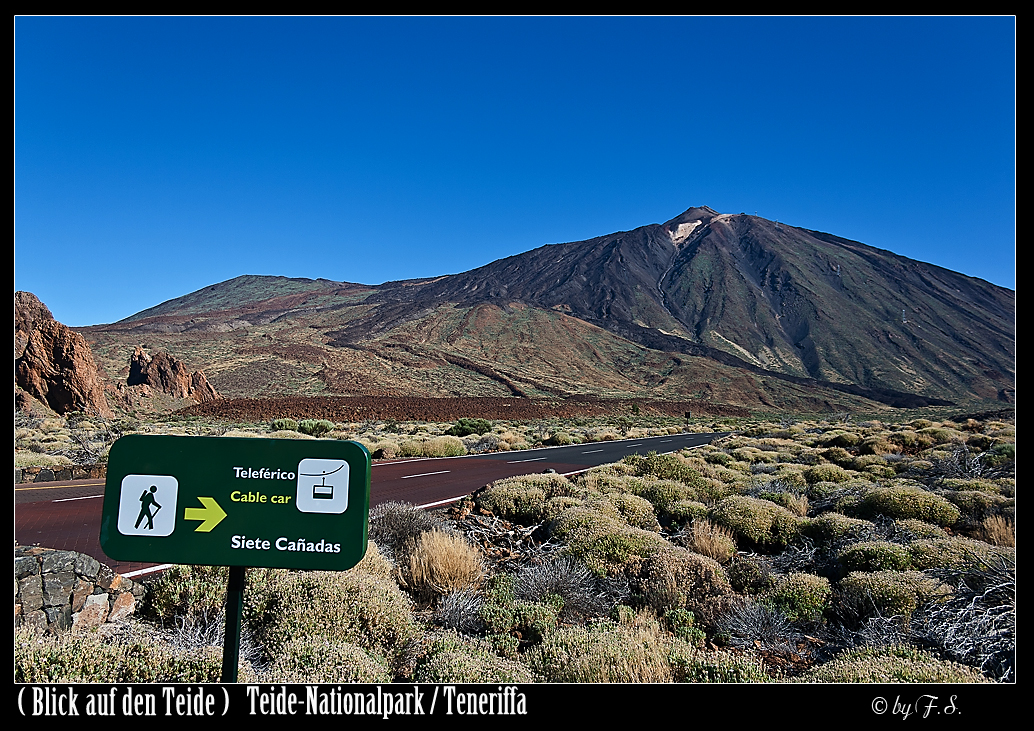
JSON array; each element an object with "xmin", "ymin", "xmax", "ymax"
[{"xmin": 16, "ymin": 412, "xmax": 1014, "ymax": 683}]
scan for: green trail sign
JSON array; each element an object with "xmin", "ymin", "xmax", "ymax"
[{"xmin": 100, "ymin": 434, "xmax": 370, "ymax": 571}]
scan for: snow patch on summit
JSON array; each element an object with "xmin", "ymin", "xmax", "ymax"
[{"xmin": 669, "ymin": 220, "xmax": 701, "ymax": 244}]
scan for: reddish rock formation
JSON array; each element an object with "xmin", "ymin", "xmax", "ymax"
[
  {"xmin": 15, "ymin": 291, "xmax": 54, "ymax": 359},
  {"xmin": 15, "ymin": 293, "xmax": 113, "ymax": 418},
  {"xmin": 127, "ymin": 346, "xmax": 219, "ymax": 403}
]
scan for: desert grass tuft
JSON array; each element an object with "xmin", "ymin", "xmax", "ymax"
[
  {"xmin": 977, "ymin": 515, "xmax": 1014, "ymax": 547},
  {"xmin": 405, "ymin": 530, "xmax": 485, "ymax": 604},
  {"xmin": 681, "ymin": 519, "xmax": 738, "ymax": 563}
]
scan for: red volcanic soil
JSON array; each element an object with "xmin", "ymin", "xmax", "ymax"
[{"xmin": 176, "ymin": 396, "xmax": 749, "ymax": 422}]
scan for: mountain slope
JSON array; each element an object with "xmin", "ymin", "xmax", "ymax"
[{"xmin": 79, "ymin": 206, "xmax": 1014, "ymax": 411}]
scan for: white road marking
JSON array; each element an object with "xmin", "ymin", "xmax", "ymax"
[
  {"xmin": 506, "ymin": 457, "xmax": 547, "ymax": 463},
  {"xmin": 416, "ymin": 495, "xmax": 470, "ymax": 509},
  {"xmin": 120, "ymin": 564, "xmax": 175, "ymax": 578},
  {"xmin": 53, "ymin": 494, "xmax": 104, "ymax": 502},
  {"xmin": 581, "ymin": 449, "xmax": 604, "ymax": 454},
  {"xmin": 400, "ymin": 470, "xmax": 451, "ymax": 479}
]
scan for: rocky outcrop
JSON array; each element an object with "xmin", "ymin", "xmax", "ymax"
[
  {"xmin": 127, "ymin": 346, "xmax": 219, "ymax": 403},
  {"xmin": 15, "ymin": 546, "xmax": 145, "ymax": 633},
  {"xmin": 15, "ymin": 292, "xmax": 113, "ymax": 418},
  {"xmin": 15, "ymin": 291, "xmax": 54, "ymax": 358}
]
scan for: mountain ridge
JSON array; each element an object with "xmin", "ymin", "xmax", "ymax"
[{"xmin": 78, "ymin": 206, "xmax": 1013, "ymax": 412}]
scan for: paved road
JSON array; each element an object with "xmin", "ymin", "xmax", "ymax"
[{"xmin": 15, "ymin": 431, "xmax": 725, "ymax": 577}]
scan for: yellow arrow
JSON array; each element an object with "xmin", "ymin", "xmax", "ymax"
[{"xmin": 184, "ymin": 496, "xmax": 227, "ymax": 532}]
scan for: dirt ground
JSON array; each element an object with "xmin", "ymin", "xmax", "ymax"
[{"xmin": 175, "ymin": 395, "xmax": 750, "ymax": 423}]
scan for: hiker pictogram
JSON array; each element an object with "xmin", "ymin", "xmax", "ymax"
[
  {"xmin": 134, "ymin": 485, "xmax": 163, "ymax": 529},
  {"xmin": 116, "ymin": 473, "xmax": 179, "ymax": 537}
]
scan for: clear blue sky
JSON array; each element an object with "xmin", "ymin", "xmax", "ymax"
[{"xmin": 15, "ymin": 16, "xmax": 1015, "ymax": 327}]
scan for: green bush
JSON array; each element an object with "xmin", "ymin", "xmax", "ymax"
[
  {"xmin": 476, "ymin": 473, "xmax": 571, "ymax": 523},
  {"xmin": 837, "ymin": 571, "xmax": 949, "ymax": 622},
  {"xmin": 445, "ymin": 418, "xmax": 493, "ymax": 437},
  {"xmin": 944, "ymin": 490, "xmax": 1008, "ymax": 523},
  {"xmin": 852, "ymin": 485, "xmax": 961, "ymax": 527},
  {"xmin": 820, "ymin": 431, "xmax": 862, "ymax": 448},
  {"xmin": 800, "ymin": 512, "xmax": 875, "ymax": 547},
  {"xmin": 269, "ymin": 418, "xmax": 298, "ymax": 432},
  {"xmin": 297, "ymin": 419, "xmax": 335, "ymax": 437},
  {"xmin": 624, "ymin": 452, "xmax": 703, "ymax": 486},
  {"xmin": 479, "ymin": 576, "xmax": 561, "ymax": 650},
  {"xmin": 606, "ymin": 492, "xmax": 661, "ymax": 531},
  {"xmin": 145, "ymin": 564, "xmax": 229, "ymax": 625},
  {"xmin": 802, "ymin": 464, "xmax": 854, "ymax": 484},
  {"xmin": 709, "ymin": 495, "xmax": 801, "ymax": 550},
  {"xmin": 668, "ymin": 647, "xmax": 771, "ymax": 683},
  {"xmin": 892, "ymin": 518, "xmax": 947, "ymax": 540},
  {"xmin": 705, "ymin": 451, "xmax": 734, "ymax": 466},
  {"xmin": 410, "ymin": 631, "xmax": 537, "ymax": 683},
  {"xmin": 983, "ymin": 442, "xmax": 1015, "ymax": 468},
  {"xmin": 664, "ymin": 608, "xmax": 707, "ymax": 646},
  {"xmin": 907, "ymin": 537, "xmax": 1015, "ymax": 572},
  {"xmin": 624, "ymin": 477, "xmax": 700, "ymax": 522},
  {"xmin": 726, "ymin": 555, "xmax": 777, "ymax": 595},
  {"xmin": 245, "ymin": 562, "xmax": 419, "ymax": 667},
  {"xmin": 524, "ymin": 613, "xmax": 677, "ymax": 682},
  {"xmin": 820, "ymin": 447, "xmax": 855, "ymax": 466},
  {"xmin": 262, "ymin": 637, "xmax": 392, "ymax": 683},
  {"xmin": 548, "ymin": 504, "xmax": 670, "ymax": 576},
  {"xmin": 766, "ymin": 572, "xmax": 831, "ymax": 622},
  {"xmin": 801, "ymin": 644, "xmax": 989, "ymax": 683},
  {"xmin": 634, "ymin": 547, "xmax": 732, "ymax": 614},
  {"xmin": 545, "ymin": 431, "xmax": 573, "ymax": 446},
  {"xmin": 836, "ymin": 541, "xmax": 912, "ymax": 574},
  {"xmin": 15, "ymin": 625, "xmax": 222, "ymax": 683}
]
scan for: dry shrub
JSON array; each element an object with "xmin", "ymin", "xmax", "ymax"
[
  {"xmin": 681, "ymin": 519, "xmax": 738, "ymax": 563},
  {"xmin": 368, "ymin": 501, "xmax": 443, "ymax": 562},
  {"xmin": 261, "ymin": 637, "xmax": 391, "ymax": 683},
  {"xmin": 717, "ymin": 599, "xmax": 798, "ymax": 653},
  {"xmin": 398, "ymin": 436, "xmax": 466, "ymax": 458},
  {"xmin": 635, "ymin": 547, "xmax": 733, "ymax": 619},
  {"xmin": 16, "ymin": 624, "xmax": 222, "ymax": 683},
  {"xmin": 410, "ymin": 630, "xmax": 537, "ymax": 683},
  {"xmin": 405, "ymin": 530, "xmax": 485, "ymax": 603},
  {"xmin": 913, "ymin": 551, "xmax": 1014, "ymax": 681},
  {"xmin": 802, "ymin": 644, "xmax": 989, "ymax": 683},
  {"xmin": 435, "ymin": 589, "xmax": 484, "ymax": 634},
  {"xmin": 524, "ymin": 610, "xmax": 676, "ymax": 682},
  {"xmin": 514, "ymin": 555, "xmax": 620, "ymax": 621},
  {"xmin": 245, "ymin": 558, "xmax": 419, "ymax": 665},
  {"xmin": 977, "ymin": 515, "xmax": 1014, "ymax": 547}
]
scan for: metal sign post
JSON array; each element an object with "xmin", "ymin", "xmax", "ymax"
[{"xmin": 100, "ymin": 434, "xmax": 371, "ymax": 681}]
